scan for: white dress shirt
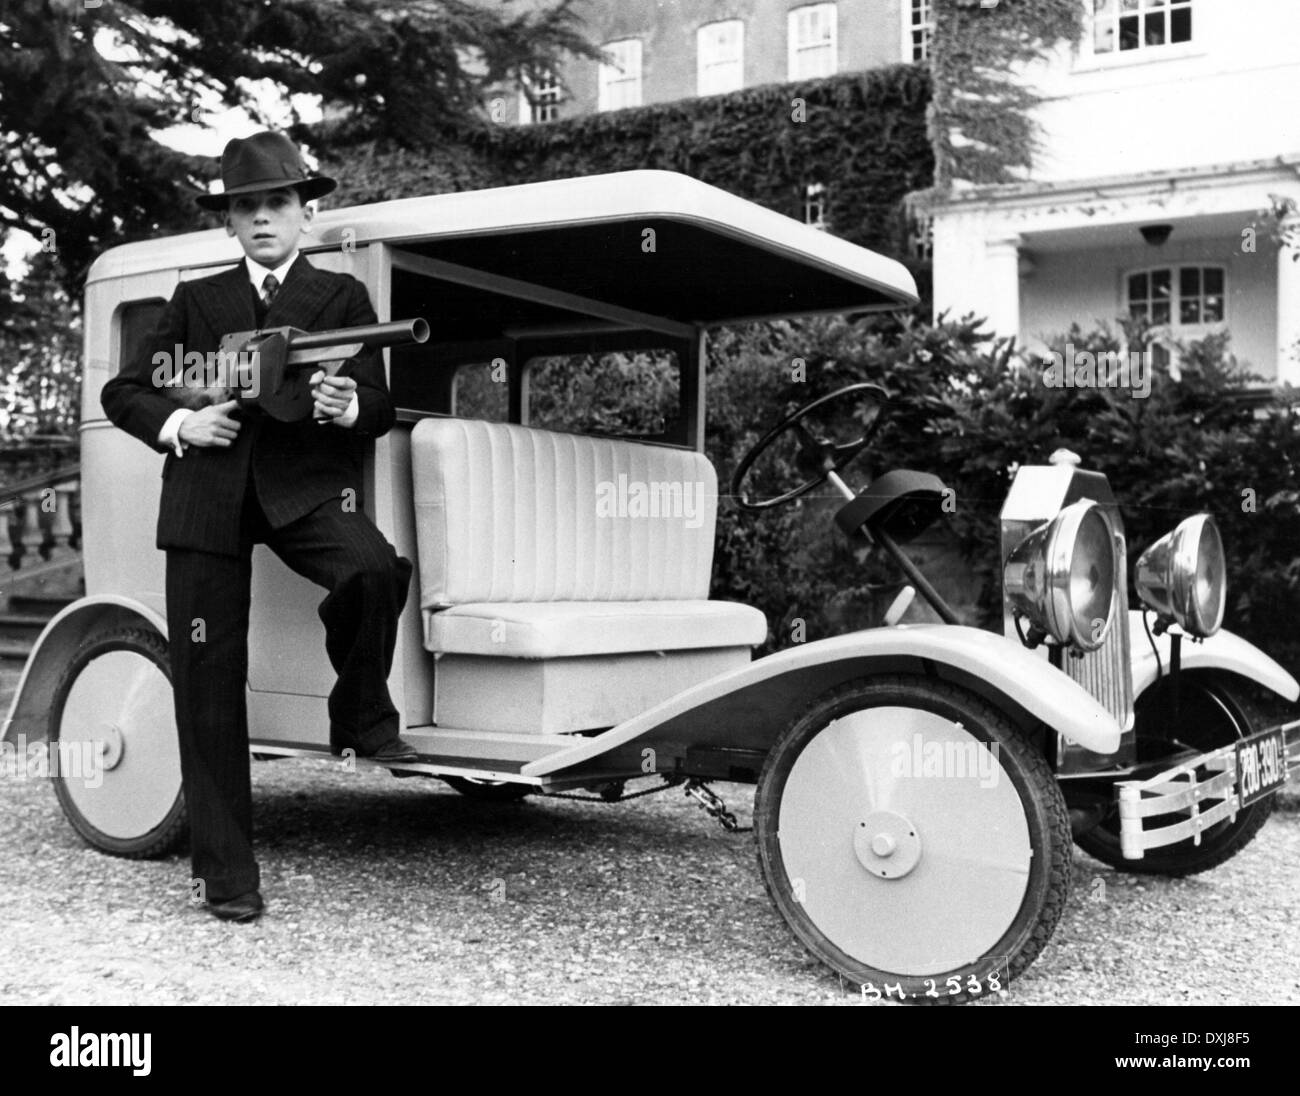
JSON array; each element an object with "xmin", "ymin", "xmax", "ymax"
[{"xmin": 157, "ymin": 252, "xmax": 359, "ymax": 456}]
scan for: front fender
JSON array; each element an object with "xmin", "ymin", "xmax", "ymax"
[
  {"xmin": 1128, "ymin": 611, "xmax": 1299, "ymax": 700},
  {"xmin": 2, "ymin": 595, "xmax": 168, "ymax": 746},
  {"xmin": 523, "ymin": 623, "xmax": 1121, "ymax": 779}
]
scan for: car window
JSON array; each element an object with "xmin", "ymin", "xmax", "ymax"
[
  {"xmin": 453, "ymin": 361, "xmax": 510, "ymax": 422},
  {"xmin": 115, "ymin": 299, "xmax": 166, "ymax": 376},
  {"xmin": 526, "ymin": 349, "xmax": 681, "ymax": 440}
]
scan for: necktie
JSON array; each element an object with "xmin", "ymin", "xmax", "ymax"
[{"xmin": 261, "ymin": 273, "xmax": 279, "ymax": 308}]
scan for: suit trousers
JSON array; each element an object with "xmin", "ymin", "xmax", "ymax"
[{"xmin": 164, "ymin": 477, "xmax": 413, "ymax": 901}]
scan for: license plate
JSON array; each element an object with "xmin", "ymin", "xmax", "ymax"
[{"xmin": 1235, "ymin": 727, "xmax": 1289, "ymax": 807}]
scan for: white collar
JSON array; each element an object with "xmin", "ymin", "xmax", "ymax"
[{"xmin": 245, "ymin": 251, "xmax": 299, "ymax": 291}]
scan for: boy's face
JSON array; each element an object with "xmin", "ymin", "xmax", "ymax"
[{"xmin": 223, "ymin": 186, "xmax": 313, "ymax": 268}]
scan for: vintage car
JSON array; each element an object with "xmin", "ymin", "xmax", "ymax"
[{"xmin": 6, "ymin": 170, "xmax": 1298, "ymax": 1002}]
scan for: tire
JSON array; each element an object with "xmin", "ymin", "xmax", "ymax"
[
  {"xmin": 442, "ymin": 775, "xmax": 533, "ymax": 802},
  {"xmin": 754, "ymin": 674, "xmax": 1071, "ymax": 1004},
  {"xmin": 1074, "ymin": 674, "xmax": 1273, "ymax": 876},
  {"xmin": 48, "ymin": 625, "xmax": 187, "ymax": 858}
]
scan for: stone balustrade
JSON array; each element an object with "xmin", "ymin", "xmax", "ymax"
[{"xmin": 0, "ymin": 475, "xmax": 81, "ymax": 572}]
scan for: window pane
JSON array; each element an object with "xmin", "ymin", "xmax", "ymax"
[
  {"xmin": 1171, "ymin": 6, "xmax": 1192, "ymax": 41},
  {"xmin": 600, "ymin": 39, "xmax": 642, "ymax": 111},
  {"xmin": 1151, "ymin": 269, "xmax": 1172, "ymax": 298},
  {"xmin": 1152, "ymin": 301, "xmax": 1171, "ymax": 323},
  {"xmin": 1119, "ymin": 14, "xmax": 1141, "ymax": 49},
  {"xmin": 1144, "ymin": 11, "xmax": 1166, "ymax": 45},
  {"xmin": 1128, "ymin": 272, "xmax": 1149, "ymax": 301},
  {"xmin": 117, "ymin": 299, "xmax": 167, "ymax": 377},
  {"xmin": 1204, "ymin": 267, "xmax": 1224, "ymax": 295},
  {"xmin": 1180, "ymin": 298, "xmax": 1200, "ymax": 325},
  {"xmin": 1180, "ymin": 267, "xmax": 1200, "ymax": 298}
]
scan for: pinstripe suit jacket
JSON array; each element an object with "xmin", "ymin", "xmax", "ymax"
[{"xmin": 101, "ymin": 256, "xmax": 395, "ymax": 556}]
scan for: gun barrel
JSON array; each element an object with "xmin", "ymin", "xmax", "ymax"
[{"xmin": 290, "ymin": 318, "xmax": 429, "ymax": 352}]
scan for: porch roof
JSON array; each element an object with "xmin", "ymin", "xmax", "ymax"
[{"xmin": 923, "ymin": 155, "xmax": 1300, "ymax": 214}]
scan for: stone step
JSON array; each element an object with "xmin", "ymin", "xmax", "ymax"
[{"xmin": 8, "ymin": 593, "xmax": 75, "ymax": 616}]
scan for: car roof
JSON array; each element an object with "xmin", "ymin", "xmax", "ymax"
[{"xmin": 87, "ymin": 170, "xmax": 918, "ymax": 326}]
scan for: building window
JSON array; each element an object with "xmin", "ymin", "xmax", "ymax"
[
  {"xmin": 1126, "ymin": 265, "xmax": 1225, "ymax": 328},
  {"xmin": 803, "ymin": 183, "xmax": 828, "ymax": 231},
  {"xmin": 698, "ymin": 20, "xmax": 744, "ymax": 96},
  {"xmin": 519, "ymin": 70, "xmax": 562, "ymax": 124},
  {"xmin": 599, "ymin": 38, "xmax": 643, "ymax": 111},
  {"xmin": 906, "ymin": 209, "xmax": 933, "ymax": 262},
  {"xmin": 1093, "ymin": 0, "xmax": 1193, "ymax": 56},
  {"xmin": 906, "ymin": 0, "xmax": 934, "ymax": 62},
  {"xmin": 788, "ymin": 3, "xmax": 837, "ymax": 81}
]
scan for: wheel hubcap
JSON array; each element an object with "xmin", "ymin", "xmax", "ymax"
[
  {"xmin": 96, "ymin": 724, "xmax": 124, "ymax": 771},
  {"xmin": 854, "ymin": 810, "xmax": 922, "ymax": 880}
]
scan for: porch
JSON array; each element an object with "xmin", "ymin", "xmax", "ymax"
[{"xmin": 928, "ymin": 157, "xmax": 1300, "ymax": 383}]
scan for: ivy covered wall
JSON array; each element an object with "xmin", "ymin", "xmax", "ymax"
[{"xmin": 329, "ymin": 64, "xmax": 934, "ymax": 281}]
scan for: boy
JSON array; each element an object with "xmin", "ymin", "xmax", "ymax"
[{"xmin": 101, "ymin": 131, "xmax": 416, "ymax": 923}]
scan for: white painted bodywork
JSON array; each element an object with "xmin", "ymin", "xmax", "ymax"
[
  {"xmin": 524, "ymin": 623, "xmax": 1125, "ymax": 777},
  {"xmin": 1127, "ymin": 611, "xmax": 1300, "ymax": 701}
]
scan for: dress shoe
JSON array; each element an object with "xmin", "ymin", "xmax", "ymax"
[
  {"xmin": 364, "ymin": 736, "xmax": 419, "ymax": 763},
  {"xmin": 207, "ymin": 890, "xmax": 265, "ymax": 923}
]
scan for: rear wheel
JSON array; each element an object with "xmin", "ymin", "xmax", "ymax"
[
  {"xmin": 1073, "ymin": 674, "xmax": 1273, "ymax": 876},
  {"xmin": 755, "ymin": 675, "xmax": 1071, "ymax": 1003},
  {"xmin": 48, "ymin": 626, "xmax": 187, "ymax": 858}
]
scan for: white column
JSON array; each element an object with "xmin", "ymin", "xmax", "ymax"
[
  {"xmin": 985, "ymin": 236, "xmax": 1023, "ymax": 343},
  {"xmin": 1277, "ymin": 220, "xmax": 1300, "ymax": 386}
]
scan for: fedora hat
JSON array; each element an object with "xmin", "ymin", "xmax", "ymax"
[{"xmin": 196, "ymin": 131, "xmax": 336, "ymax": 211}]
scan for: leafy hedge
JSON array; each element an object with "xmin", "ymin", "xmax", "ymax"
[
  {"xmin": 329, "ymin": 65, "xmax": 933, "ymax": 273},
  {"xmin": 704, "ymin": 313, "xmax": 1300, "ymax": 678}
]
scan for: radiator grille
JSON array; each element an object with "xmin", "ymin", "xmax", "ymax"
[{"xmin": 1064, "ymin": 529, "xmax": 1134, "ymax": 731}]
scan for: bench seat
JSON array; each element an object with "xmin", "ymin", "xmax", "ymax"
[{"xmin": 410, "ymin": 418, "xmax": 767, "ymax": 732}]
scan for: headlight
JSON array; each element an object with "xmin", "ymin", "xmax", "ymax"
[
  {"xmin": 1004, "ymin": 500, "xmax": 1117, "ymax": 652},
  {"xmin": 1134, "ymin": 514, "xmax": 1226, "ymax": 638}
]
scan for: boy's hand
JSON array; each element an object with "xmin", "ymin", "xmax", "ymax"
[
  {"xmin": 178, "ymin": 399, "xmax": 242, "ymax": 448},
  {"xmin": 309, "ymin": 370, "xmax": 358, "ymax": 422}
]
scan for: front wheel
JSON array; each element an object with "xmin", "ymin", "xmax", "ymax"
[
  {"xmin": 48, "ymin": 625, "xmax": 187, "ymax": 858},
  {"xmin": 1073, "ymin": 674, "xmax": 1274, "ymax": 876},
  {"xmin": 755, "ymin": 675, "xmax": 1071, "ymax": 1003}
]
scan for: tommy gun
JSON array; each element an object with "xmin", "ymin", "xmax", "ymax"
[{"xmin": 215, "ymin": 318, "xmax": 429, "ymax": 422}]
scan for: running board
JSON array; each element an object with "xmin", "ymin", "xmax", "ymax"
[{"xmin": 246, "ymin": 743, "xmax": 546, "ymax": 785}]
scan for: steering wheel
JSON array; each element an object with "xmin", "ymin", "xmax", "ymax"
[{"xmin": 731, "ymin": 383, "xmax": 891, "ymax": 511}]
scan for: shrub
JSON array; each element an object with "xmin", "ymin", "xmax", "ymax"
[{"xmin": 706, "ymin": 313, "xmax": 1300, "ymax": 680}]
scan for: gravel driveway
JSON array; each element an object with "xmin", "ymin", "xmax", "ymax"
[{"xmin": 2, "ymin": 665, "xmax": 1297, "ymax": 1006}]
